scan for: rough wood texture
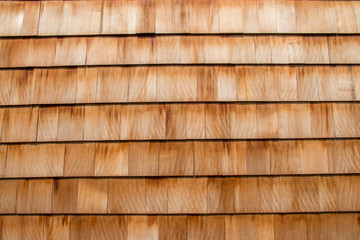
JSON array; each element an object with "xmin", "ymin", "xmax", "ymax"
[
  {"xmin": 2, "ymin": 1, "xmax": 360, "ymax": 36},
  {"xmin": 5, "ymin": 176, "xmax": 359, "ymax": 214},
  {"xmin": 0, "ymin": 139, "xmax": 359, "ymax": 177},
  {"xmin": 1, "ymin": 0, "xmax": 360, "ymax": 238},
  {"xmin": 2, "ymin": 36, "xmax": 360, "ymax": 67},
  {"xmin": 1, "ymin": 66, "xmax": 359, "ymax": 106}
]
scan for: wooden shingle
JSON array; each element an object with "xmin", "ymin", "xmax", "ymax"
[
  {"xmin": 38, "ymin": 1, "xmax": 102, "ymax": 36},
  {"xmin": 55, "ymin": 38, "xmax": 87, "ymax": 66},
  {"xmin": 0, "ymin": 70, "xmax": 12, "ymax": 105},
  {"xmin": 52, "ymin": 178, "xmax": 78, "ymax": 214},
  {"xmin": 17, "ymin": 179, "xmax": 53, "ymax": 214},
  {"xmin": 189, "ymin": 0, "xmax": 219, "ymax": 33},
  {"xmin": 158, "ymin": 141, "xmax": 194, "ymax": 176},
  {"xmin": 207, "ymin": 178, "xmax": 234, "ymax": 213},
  {"xmin": 108, "ymin": 178, "xmax": 146, "ymax": 214},
  {"xmin": 128, "ymin": 216, "xmax": 158, "ymax": 240},
  {"xmin": 9, "ymin": 70, "xmax": 34, "ymax": 105},
  {"xmin": 6, "ymin": 144, "xmax": 64, "ymax": 178},
  {"xmin": 155, "ymin": 0, "xmax": 190, "ymax": 34},
  {"xmin": 0, "ymin": 180, "xmax": 17, "ymax": 213},
  {"xmin": 44, "ymin": 216, "xmax": 70, "ymax": 240},
  {"xmin": 57, "ymin": 106, "xmax": 85, "ymax": 141},
  {"xmin": 187, "ymin": 216, "xmax": 224, "ymax": 240},
  {"xmin": 77, "ymin": 178, "xmax": 107, "ymax": 214},
  {"xmin": 1, "ymin": 107, "xmax": 38, "ymax": 142},
  {"xmin": 102, "ymin": 0, "xmax": 138, "ymax": 34},
  {"xmin": 0, "ymin": 2, "xmax": 40, "ymax": 36},
  {"xmin": 89, "ymin": 216, "xmax": 127, "ymax": 240},
  {"xmin": 27, "ymin": 38, "xmax": 56, "ymax": 67},
  {"xmin": 206, "ymin": 104, "xmax": 230, "ymax": 139},
  {"xmin": 128, "ymin": 142, "xmax": 159, "ymax": 176},
  {"xmin": 84, "ymin": 105, "xmax": 121, "ymax": 140},
  {"xmin": 159, "ymin": 216, "xmax": 187, "ymax": 240},
  {"xmin": 2, "ymin": 216, "xmax": 44, "ymax": 240},
  {"xmin": 94, "ymin": 143, "xmax": 128, "ymax": 176},
  {"xmin": 96, "ymin": 67, "xmax": 128, "ymax": 103},
  {"xmin": 87, "ymin": 38, "xmax": 118, "ymax": 65},
  {"xmin": 146, "ymin": 178, "xmax": 168, "ymax": 213},
  {"xmin": 168, "ymin": 178, "xmax": 207, "ymax": 213},
  {"xmin": 64, "ymin": 143, "xmax": 95, "ymax": 177}
]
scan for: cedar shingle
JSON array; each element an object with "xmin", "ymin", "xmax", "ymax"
[
  {"xmin": 226, "ymin": 215, "xmax": 275, "ymax": 240},
  {"xmin": 128, "ymin": 67, "xmax": 157, "ymax": 102},
  {"xmin": 136, "ymin": 0, "xmax": 156, "ymax": 33},
  {"xmin": 9, "ymin": 70, "xmax": 34, "ymax": 105},
  {"xmin": 57, "ymin": 106, "xmax": 84, "ymax": 141},
  {"xmin": 64, "ymin": 143, "xmax": 95, "ymax": 177},
  {"xmin": 186, "ymin": 103, "xmax": 206, "ymax": 139},
  {"xmin": 38, "ymin": 1, "xmax": 102, "ymax": 36},
  {"xmin": 278, "ymin": 103, "xmax": 312, "ymax": 138},
  {"xmin": 189, "ymin": 0, "xmax": 219, "ymax": 33},
  {"xmin": 36, "ymin": 107, "xmax": 59, "ymax": 142},
  {"xmin": 96, "ymin": 67, "xmax": 128, "ymax": 103},
  {"xmin": 84, "ymin": 105, "xmax": 121, "ymax": 140},
  {"xmin": 27, "ymin": 38, "xmax": 56, "ymax": 67},
  {"xmin": 55, "ymin": 38, "xmax": 87, "ymax": 66},
  {"xmin": 0, "ymin": 180, "xmax": 17, "ymax": 213},
  {"xmin": 0, "ymin": 70, "xmax": 12, "ymax": 105},
  {"xmin": 204, "ymin": 36, "xmax": 231, "ymax": 63},
  {"xmin": 206, "ymin": 104, "xmax": 230, "ymax": 139},
  {"xmin": 334, "ymin": 1, "xmax": 358, "ymax": 33},
  {"xmin": 187, "ymin": 216, "xmax": 224, "ymax": 240},
  {"xmin": 128, "ymin": 216, "xmax": 158, "ymax": 240},
  {"xmin": 180, "ymin": 36, "xmax": 205, "ymax": 63},
  {"xmin": 155, "ymin": 0, "xmax": 190, "ymax": 34},
  {"xmin": 1, "ymin": 2, "xmax": 40, "ymax": 36},
  {"xmin": 218, "ymin": 0, "xmax": 243, "ymax": 33},
  {"xmin": 0, "ymin": 145, "xmax": 6, "ymax": 177},
  {"xmin": 108, "ymin": 178, "xmax": 146, "ymax": 213},
  {"xmin": 94, "ymin": 143, "xmax": 128, "ymax": 176},
  {"xmin": 333, "ymin": 103, "xmax": 360, "ymax": 137},
  {"xmin": 207, "ymin": 178, "xmax": 234, "ymax": 213},
  {"xmin": 230, "ymin": 104, "xmax": 257, "ymax": 139},
  {"xmin": 2, "ymin": 216, "xmax": 44, "ymax": 240},
  {"xmin": 77, "ymin": 178, "xmax": 107, "ymax": 214},
  {"xmin": 89, "ymin": 216, "xmax": 127, "ymax": 240},
  {"xmin": 159, "ymin": 141, "xmax": 194, "ymax": 176},
  {"xmin": 102, "ymin": 0, "xmax": 137, "ymax": 34},
  {"xmin": 75, "ymin": 68, "xmax": 97, "ymax": 103},
  {"xmin": 168, "ymin": 178, "xmax": 207, "ymax": 213},
  {"xmin": 157, "ymin": 66, "xmax": 197, "ymax": 102},
  {"xmin": 6, "ymin": 144, "xmax": 64, "ymax": 178},
  {"xmin": 217, "ymin": 66, "xmax": 237, "ymax": 101},
  {"xmin": 44, "ymin": 216, "xmax": 70, "ymax": 240},
  {"xmin": 165, "ymin": 104, "xmax": 187, "ymax": 139},
  {"xmin": 87, "ymin": 37, "xmax": 118, "ymax": 65},
  {"xmin": 299, "ymin": 141, "xmax": 329, "ymax": 174},
  {"xmin": 1, "ymin": 107, "xmax": 38, "ymax": 142},
  {"xmin": 196, "ymin": 67, "xmax": 217, "ymax": 101},
  {"xmin": 128, "ymin": 142, "xmax": 159, "ymax": 176},
  {"xmin": 159, "ymin": 216, "xmax": 187, "ymax": 240},
  {"xmin": 17, "ymin": 179, "xmax": 53, "ymax": 214},
  {"xmin": 52, "ymin": 178, "xmax": 78, "ymax": 214},
  {"xmin": 32, "ymin": 68, "xmax": 77, "ymax": 104},
  {"xmin": 156, "ymin": 36, "xmax": 180, "ymax": 64},
  {"xmin": 146, "ymin": 178, "xmax": 168, "ymax": 213},
  {"xmin": 270, "ymin": 141, "xmax": 300, "ymax": 175}
]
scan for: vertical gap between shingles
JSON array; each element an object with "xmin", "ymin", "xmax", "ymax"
[{"xmin": 36, "ymin": 1, "xmax": 43, "ymax": 35}]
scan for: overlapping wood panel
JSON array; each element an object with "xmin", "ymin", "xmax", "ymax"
[
  {"xmin": 2, "ymin": 36, "xmax": 360, "ymax": 67},
  {"xmin": 0, "ymin": 214, "xmax": 359, "ymax": 240},
  {"xmin": 2, "ymin": 1, "xmax": 360, "ymax": 36},
  {"xmin": 2, "ymin": 66, "xmax": 359, "ymax": 105},
  {"xmin": 1, "ymin": 176, "xmax": 360, "ymax": 214},
  {"xmin": 1, "ymin": 139, "xmax": 359, "ymax": 178},
  {"xmin": 1, "ymin": 103, "xmax": 358, "ymax": 142}
]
